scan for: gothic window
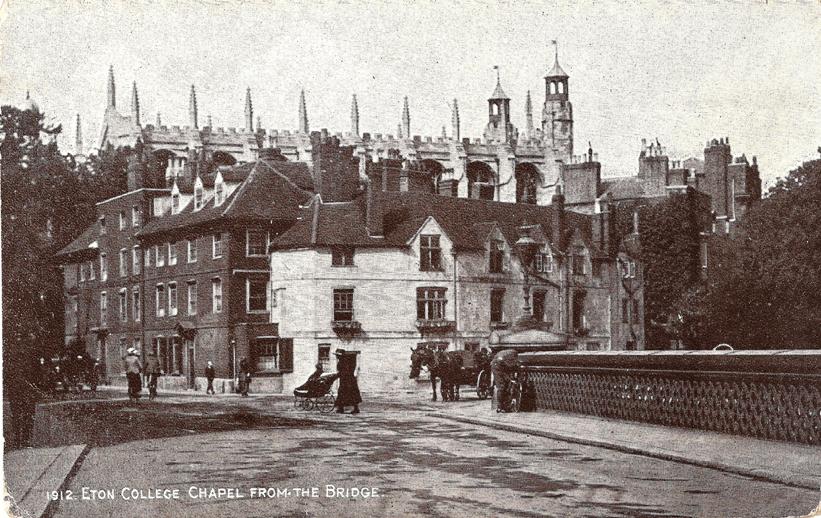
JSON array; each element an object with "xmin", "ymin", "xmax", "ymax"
[{"xmin": 467, "ymin": 162, "xmax": 495, "ymax": 200}]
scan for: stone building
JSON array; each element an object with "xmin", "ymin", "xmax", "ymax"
[{"xmin": 267, "ymin": 163, "xmax": 644, "ymax": 393}]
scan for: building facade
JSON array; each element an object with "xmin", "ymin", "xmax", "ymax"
[{"xmin": 268, "ymin": 182, "xmax": 644, "ymax": 393}]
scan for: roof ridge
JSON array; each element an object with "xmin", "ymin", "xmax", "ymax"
[
  {"xmin": 310, "ymin": 194, "xmax": 321, "ymax": 244},
  {"xmin": 221, "ymin": 161, "xmax": 257, "ymax": 216},
  {"xmin": 257, "ymin": 159, "xmax": 313, "ymax": 195}
]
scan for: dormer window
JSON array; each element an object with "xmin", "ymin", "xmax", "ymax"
[
  {"xmin": 214, "ymin": 173, "xmax": 225, "ymax": 206},
  {"xmin": 193, "ymin": 177, "xmax": 204, "ymax": 210}
]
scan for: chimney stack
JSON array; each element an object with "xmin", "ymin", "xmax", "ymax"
[
  {"xmin": 551, "ymin": 186, "xmax": 565, "ymax": 250},
  {"xmin": 365, "ymin": 178, "xmax": 384, "ymax": 237}
]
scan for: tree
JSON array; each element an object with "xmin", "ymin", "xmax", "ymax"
[
  {"xmin": 696, "ymin": 158, "xmax": 821, "ymax": 348},
  {"xmin": 1, "ymin": 105, "xmax": 131, "ymax": 383},
  {"xmin": 612, "ymin": 189, "xmax": 712, "ymax": 348}
]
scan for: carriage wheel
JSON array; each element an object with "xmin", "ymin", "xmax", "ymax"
[
  {"xmin": 509, "ymin": 382, "xmax": 522, "ymax": 413},
  {"xmin": 317, "ymin": 394, "xmax": 336, "ymax": 413},
  {"xmin": 294, "ymin": 397, "xmax": 302, "ymax": 409},
  {"xmin": 300, "ymin": 398, "xmax": 315, "ymax": 411}
]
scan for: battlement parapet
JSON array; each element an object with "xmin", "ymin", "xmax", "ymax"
[{"xmin": 568, "ymin": 154, "xmax": 599, "ymax": 165}]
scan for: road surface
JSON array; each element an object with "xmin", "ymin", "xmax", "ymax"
[{"xmin": 35, "ymin": 394, "xmax": 818, "ymax": 517}]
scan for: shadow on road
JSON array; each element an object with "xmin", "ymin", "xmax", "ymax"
[{"xmin": 33, "ymin": 399, "xmax": 318, "ymax": 448}]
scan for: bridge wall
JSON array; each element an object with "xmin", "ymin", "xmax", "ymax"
[{"xmin": 519, "ymin": 350, "xmax": 821, "ymax": 444}]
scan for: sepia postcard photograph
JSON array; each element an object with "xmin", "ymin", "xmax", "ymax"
[{"xmin": 1, "ymin": 0, "xmax": 820, "ymax": 516}]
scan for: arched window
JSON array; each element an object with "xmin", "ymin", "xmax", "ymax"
[
  {"xmin": 419, "ymin": 160, "xmax": 444, "ymax": 195},
  {"xmin": 558, "ymin": 82, "xmax": 564, "ymax": 94},
  {"xmin": 492, "ymin": 103, "xmax": 499, "ymax": 116},
  {"xmin": 515, "ymin": 163, "xmax": 540, "ymax": 204},
  {"xmin": 550, "ymin": 82, "xmax": 557, "ymax": 95},
  {"xmin": 467, "ymin": 161, "xmax": 495, "ymax": 200}
]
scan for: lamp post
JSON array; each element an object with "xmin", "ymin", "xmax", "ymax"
[{"xmin": 514, "ymin": 235, "xmax": 539, "ymax": 330}]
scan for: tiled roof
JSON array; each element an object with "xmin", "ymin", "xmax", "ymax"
[
  {"xmin": 600, "ymin": 178, "xmax": 649, "ymax": 200},
  {"xmin": 138, "ymin": 160, "xmax": 314, "ymax": 238},
  {"xmin": 55, "ymin": 224, "xmax": 100, "ymax": 259},
  {"xmin": 272, "ymin": 191, "xmax": 595, "ymax": 253}
]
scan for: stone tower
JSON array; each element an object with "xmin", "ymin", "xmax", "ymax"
[
  {"xmin": 189, "ymin": 85, "xmax": 198, "ymax": 129},
  {"xmin": 350, "ymin": 94, "xmax": 359, "ymax": 137},
  {"xmin": 244, "ymin": 87, "xmax": 253, "ymax": 133},
  {"xmin": 131, "ymin": 81, "xmax": 140, "ymax": 126},
  {"xmin": 484, "ymin": 67, "xmax": 515, "ymax": 143},
  {"xmin": 451, "ymin": 99, "xmax": 460, "ymax": 141},
  {"xmin": 401, "ymin": 96, "xmax": 410, "ymax": 139},
  {"xmin": 75, "ymin": 113, "xmax": 83, "ymax": 155},
  {"xmin": 524, "ymin": 90, "xmax": 534, "ymax": 139},
  {"xmin": 543, "ymin": 44, "xmax": 573, "ymax": 161},
  {"xmin": 298, "ymin": 89, "xmax": 309, "ymax": 134},
  {"xmin": 107, "ymin": 65, "xmax": 116, "ymax": 108}
]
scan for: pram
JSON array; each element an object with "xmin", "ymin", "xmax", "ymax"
[{"xmin": 293, "ymin": 372, "xmax": 339, "ymax": 413}]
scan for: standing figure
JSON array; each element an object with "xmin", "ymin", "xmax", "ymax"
[
  {"xmin": 490, "ymin": 349, "xmax": 520, "ymax": 412},
  {"xmin": 334, "ymin": 349, "xmax": 361, "ymax": 414},
  {"xmin": 38, "ymin": 357, "xmax": 55, "ymax": 395},
  {"xmin": 123, "ymin": 348, "xmax": 143, "ymax": 402},
  {"xmin": 144, "ymin": 351, "xmax": 161, "ymax": 400},
  {"xmin": 238, "ymin": 357, "xmax": 251, "ymax": 397},
  {"xmin": 205, "ymin": 360, "xmax": 216, "ymax": 395}
]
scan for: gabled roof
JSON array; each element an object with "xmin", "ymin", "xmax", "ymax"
[
  {"xmin": 55, "ymin": 224, "xmax": 100, "ymax": 260},
  {"xmin": 272, "ymin": 191, "xmax": 596, "ymax": 254},
  {"xmin": 137, "ymin": 159, "xmax": 314, "ymax": 238}
]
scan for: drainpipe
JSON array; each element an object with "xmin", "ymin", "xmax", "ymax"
[{"xmin": 452, "ymin": 250, "xmax": 458, "ymax": 350}]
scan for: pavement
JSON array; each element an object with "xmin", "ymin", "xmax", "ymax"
[
  {"xmin": 431, "ymin": 399, "xmax": 820, "ymax": 491},
  {"xmin": 3, "ymin": 388, "xmax": 819, "ymax": 517},
  {"xmin": 4, "ymin": 444, "xmax": 89, "ymax": 518}
]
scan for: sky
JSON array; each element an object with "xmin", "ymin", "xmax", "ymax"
[{"xmin": 1, "ymin": 0, "xmax": 819, "ymax": 187}]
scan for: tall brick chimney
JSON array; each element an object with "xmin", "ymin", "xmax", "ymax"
[
  {"xmin": 551, "ymin": 186, "xmax": 565, "ymax": 250},
  {"xmin": 310, "ymin": 130, "xmax": 360, "ymax": 202},
  {"xmin": 365, "ymin": 178, "xmax": 384, "ymax": 237}
]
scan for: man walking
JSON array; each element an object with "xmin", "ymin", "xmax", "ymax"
[
  {"xmin": 205, "ymin": 360, "xmax": 216, "ymax": 395},
  {"xmin": 490, "ymin": 349, "xmax": 520, "ymax": 413},
  {"xmin": 124, "ymin": 348, "xmax": 143, "ymax": 402},
  {"xmin": 144, "ymin": 351, "xmax": 161, "ymax": 400}
]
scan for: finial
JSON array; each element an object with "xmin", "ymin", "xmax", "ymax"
[
  {"xmin": 552, "ymin": 39, "xmax": 558, "ymax": 63},
  {"xmin": 156, "ymin": 112, "xmax": 162, "ymax": 126},
  {"xmin": 298, "ymin": 89, "xmax": 309, "ymax": 134},
  {"xmin": 493, "ymin": 65, "xmax": 500, "ymax": 85},
  {"xmin": 26, "ymin": 90, "xmax": 30, "ymax": 100}
]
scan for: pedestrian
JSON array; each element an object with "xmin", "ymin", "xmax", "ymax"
[
  {"xmin": 238, "ymin": 357, "xmax": 251, "ymax": 397},
  {"xmin": 123, "ymin": 348, "xmax": 143, "ymax": 402},
  {"xmin": 205, "ymin": 360, "xmax": 216, "ymax": 395},
  {"xmin": 144, "ymin": 351, "xmax": 161, "ymax": 400},
  {"xmin": 490, "ymin": 349, "xmax": 520, "ymax": 412},
  {"xmin": 334, "ymin": 349, "xmax": 361, "ymax": 414}
]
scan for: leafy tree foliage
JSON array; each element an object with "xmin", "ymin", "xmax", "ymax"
[
  {"xmin": 693, "ymin": 158, "xmax": 821, "ymax": 348},
  {"xmin": 612, "ymin": 190, "xmax": 712, "ymax": 349},
  {"xmin": 1, "ymin": 105, "xmax": 129, "ymax": 383}
]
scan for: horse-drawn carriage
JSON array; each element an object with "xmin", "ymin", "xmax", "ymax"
[{"xmin": 409, "ymin": 343, "xmax": 493, "ymax": 402}]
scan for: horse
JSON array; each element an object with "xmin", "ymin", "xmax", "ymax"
[{"xmin": 409, "ymin": 346, "xmax": 464, "ymax": 402}]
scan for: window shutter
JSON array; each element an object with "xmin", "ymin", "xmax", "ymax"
[{"xmin": 279, "ymin": 339, "xmax": 294, "ymax": 372}]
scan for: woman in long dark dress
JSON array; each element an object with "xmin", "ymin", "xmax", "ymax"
[{"xmin": 334, "ymin": 349, "xmax": 361, "ymax": 414}]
